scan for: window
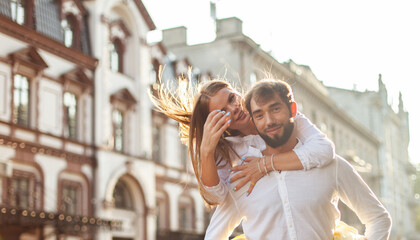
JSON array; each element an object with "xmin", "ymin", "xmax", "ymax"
[
  {"xmin": 11, "ymin": 0, "xmax": 26, "ymax": 25},
  {"xmin": 9, "ymin": 177, "xmax": 31, "ymax": 209},
  {"xmin": 178, "ymin": 195, "xmax": 194, "ymax": 231},
  {"xmin": 150, "ymin": 68, "xmax": 157, "ymax": 85},
  {"xmin": 62, "ymin": 15, "xmax": 76, "ymax": 48},
  {"xmin": 180, "ymin": 144, "xmax": 188, "ymax": 170},
  {"xmin": 249, "ymin": 72, "xmax": 257, "ymax": 85},
  {"xmin": 152, "ymin": 124, "xmax": 162, "ymax": 162},
  {"xmin": 156, "ymin": 191, "xmax": 169, "ymax": 230},
  {"xmin": 113, "ymin": 180, "xmax": 133, "ymax": 210},
  {"xmin": 110, "ymin": 39, "xmax": 123, "ymax": 73},
  {"xmin": 62, "ymin": 185, "xmax": 79, "ymax": 215},
  {"xmin": 64, "ymin": 92, "xmax": 77, "ymax": 140},
  {"xmin": 13, "ymin": 74, "xmax": 30, "ymax": 127},
  {"xmin": 112, "ymin": 110, "xmax": 124, "ymax": 152}
]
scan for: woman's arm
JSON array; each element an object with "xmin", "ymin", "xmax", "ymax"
[
  {"xmin": 230, "ymin": 112, "xmax": 335, "ymax": 194},
  {"xmin": 199, "ymin": 110, "xmax": 231, "ymax": 204}
]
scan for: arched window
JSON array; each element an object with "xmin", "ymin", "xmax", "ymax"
[
  {"xmin": 60, "ymin": 181, "xmax": 82, "ymax": 215},
  {"xmin": 110, "ymin": 39, "xmax": 123, "ymax": 73},
  {"xmin": 62, "ymin": 14, "xmax": 78, "ymax": 48},
  {"xmin": 113, "ymin": 180, "xmax": 133, "ymax": 210}
]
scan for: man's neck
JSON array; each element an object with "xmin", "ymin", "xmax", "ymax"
[{"xmin": 263, "ymin": 128, "xmax": 298, "ymax": 155}]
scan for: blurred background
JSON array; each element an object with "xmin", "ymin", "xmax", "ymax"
[{"xmin": 0, "ymin": 0, "xmax": 418, "ymax": 239}]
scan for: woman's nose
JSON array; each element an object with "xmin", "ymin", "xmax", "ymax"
[{"xmin": 227, "ymin": 103, "xmax": 240, "ymax": 114}]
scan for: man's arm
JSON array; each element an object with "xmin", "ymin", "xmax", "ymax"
[
  {"xmin": 336, "ymin": 155, "xmax": 392, "ymax": 240},
  {"xmin": 204, "ymin": 192, "xmax": 242, "ymax": 240}
]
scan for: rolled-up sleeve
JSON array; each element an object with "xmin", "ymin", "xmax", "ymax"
[
  {"xmin": 336, "ymin": 156, "xmax": 392, "ymax": 240},
  {"xmin": 202, "ymin": 158, "xmax": 231, "ymax": 204},
  {"xmin": 293, "ymin": 113, "xmax": 336, "ymax": 170}
]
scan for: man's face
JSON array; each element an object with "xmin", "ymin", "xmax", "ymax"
[{"xmin": 250, "ymin": 95, "xmax": 295, "ymax": 148}]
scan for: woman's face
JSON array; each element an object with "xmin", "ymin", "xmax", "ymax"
[{"xmin": 207, "ymin": 88, "xmax": 251, "ymax": 131}]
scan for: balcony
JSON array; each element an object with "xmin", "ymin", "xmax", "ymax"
[{"xmin": 157, "ymin": 229, "xmax": 204, "ymax": 240}]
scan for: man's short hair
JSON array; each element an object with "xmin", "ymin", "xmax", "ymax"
[{"xmin": 244, "ymin": 79, "xmax": 295, "ymax": 116}]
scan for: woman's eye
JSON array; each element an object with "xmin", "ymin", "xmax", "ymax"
[{"xmin": 228, "ymin": 94, "xmax": 236, "ymax": 103}]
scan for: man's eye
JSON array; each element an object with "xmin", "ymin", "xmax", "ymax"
[
  {"xmin": 255, "ymin": 114, "xmax": 263, "ymax": 119},
  {"xmin": 273, "ymin": 107, "xmax": 280, "ymax": 112}
]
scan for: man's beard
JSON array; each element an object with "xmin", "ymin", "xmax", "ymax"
[{"xmin": 257, "ymin": 121, "xmax": 295, "ymax": 148}]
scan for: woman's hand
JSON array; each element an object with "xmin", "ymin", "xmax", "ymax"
[
  {"xmin": 229, "ymin": 157, "xmax": 265, "ymax": 196},
  {"xmin": 200, "ymin": 110, "xmax": 231, "ymax": 156}
]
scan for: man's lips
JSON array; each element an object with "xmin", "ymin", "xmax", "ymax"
[{"xmin": 265, "ymin": 125, "xmax": 282, "ymax": 135}]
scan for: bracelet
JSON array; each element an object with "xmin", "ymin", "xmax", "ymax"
[
  {"xmin": 262, "ymin": 156, "xmax": 269, "ymax": 175},
  {"xmin": 257, "ymin": 158, "xmax": 263, "ymax": 173},
  {"xmin": 270, "ymin": 154, "xmax": 276, "ymax": 171}
]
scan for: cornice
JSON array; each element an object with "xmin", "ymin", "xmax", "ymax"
[{"xmin": 0, "ymin": 15, "xmax": 98, "ymax": 70}]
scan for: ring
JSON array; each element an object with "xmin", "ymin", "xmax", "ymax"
[{"xmin": 250, "ymin": 182, "xmax": 256, "ymax": 186}]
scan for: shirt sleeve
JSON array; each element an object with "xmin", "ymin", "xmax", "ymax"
[
  {"xmin": 204, "ymin": 192, "xmax": 242, "ymax": 240},
  {"xmin": 202, "ymin": 157, "xmax": 231, "ymax": 204},
  {"xmin": 336, "ymin": 156, "xmax": 392, "ymax": 240},
  {"xmin": 293, "ymin": 112, "xmax": 336, "ymax": 170}
]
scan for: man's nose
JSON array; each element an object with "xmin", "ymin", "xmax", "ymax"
[{"xmin": 265, "ymin": 113, "xmax": 274, "ymax": 126}]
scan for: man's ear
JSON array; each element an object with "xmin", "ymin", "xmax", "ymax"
[{"xmin": 291, "ymin": 102, "xmax": 297, "ymax": 118}]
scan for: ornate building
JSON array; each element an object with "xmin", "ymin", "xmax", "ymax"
[
  {"xmin": 0, "ymin": 0, "xmax": 114, "ymax": 239},
  {"xmin": 0, "ymin": 0, "xmax": 207, "ymax": 240}
]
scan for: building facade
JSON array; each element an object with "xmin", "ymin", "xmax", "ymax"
[
  {"xmin": 0, "ymin": 0, "xmax": 107, "ymax": 239},
  {"xmin": 328, "ymin": 76, "xmax": 416, "ymax": 239},
  {"xmin": 0, "ymin": 0, "xmax": 207, "ymax": 240}
]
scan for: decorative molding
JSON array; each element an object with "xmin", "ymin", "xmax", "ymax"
[{"xmin": 0, "ymin": 15, "xmax": 98, "ymax": 70}]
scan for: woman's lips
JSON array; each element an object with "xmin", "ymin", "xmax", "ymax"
[{"xmin": 237, "ymin": 111, "xmax": 246, "ymax": 121}]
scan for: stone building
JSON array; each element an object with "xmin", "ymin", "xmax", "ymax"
[
  {"xmin": 0, "ymin": 0, "xmax": 207, "ymax": 240},
  {"xmin": 328, "ymin": 76, "xmax": 416, "ymax": 239}
]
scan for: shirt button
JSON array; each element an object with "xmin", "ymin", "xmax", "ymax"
[
  {"xmin": 284, "ymin": 200, "xmax": 288, "ymax": 204},
  {"xmin": 279, "ymin": 177, "xmax": 283, "ymax": 180},
  {"xmin": 289, "ymin": 224, "xmax": 293, "ymax": 228}
]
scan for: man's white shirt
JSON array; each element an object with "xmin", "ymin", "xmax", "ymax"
[{"xmin": 204, "ymin": 137, "xmax": 391, "ymax": 240}]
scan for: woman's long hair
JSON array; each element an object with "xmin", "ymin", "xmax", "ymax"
[{"xmin": 149, "ymin": 69, "xmax": 238, "ymax": 206}]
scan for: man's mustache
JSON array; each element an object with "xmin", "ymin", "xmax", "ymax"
[{"xmin": 264, "ymin": 123, "xmax": 284, "ymax": 133}]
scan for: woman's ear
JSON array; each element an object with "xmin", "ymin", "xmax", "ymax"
[{"xmin": 291, "ymin": 102, "xmax": 297, "ymax": 118}]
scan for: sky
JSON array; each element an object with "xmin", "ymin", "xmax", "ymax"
[{"xmin": 142, "ymin": 0, "xmax": 420, "ymax": 165}]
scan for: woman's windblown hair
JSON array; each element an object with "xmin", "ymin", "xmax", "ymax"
[
  {"xmin": 149, "ymin": 67, "xmax": 238, "ymax": 207},
  {"xmin": 149, "ymin": 67, "xmax": 194, "ymax": 145}
]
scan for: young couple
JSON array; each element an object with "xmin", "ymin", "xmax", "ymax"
[{"xmin": 151, "ymin": 75, "xmax": 391, "ymax": 239}]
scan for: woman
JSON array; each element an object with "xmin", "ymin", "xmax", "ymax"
[{"xmin": 150, "ymin": 74, "xmax": 334, "ymax": 206}]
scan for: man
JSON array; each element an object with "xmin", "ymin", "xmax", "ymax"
[{"xmin": 204, "ymin": 79, "xmax": 391, "ymax": 240}]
